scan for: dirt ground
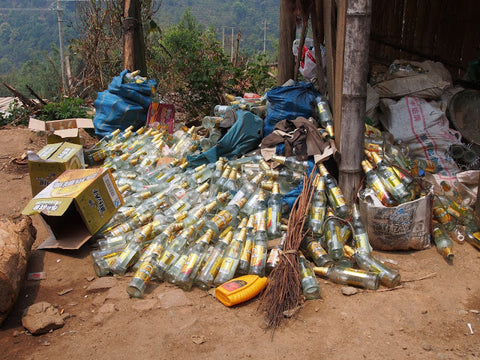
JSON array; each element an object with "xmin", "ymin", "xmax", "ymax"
[{"xmin": 0, "ymin": 125, "xmax": 479, "ymax": 360}]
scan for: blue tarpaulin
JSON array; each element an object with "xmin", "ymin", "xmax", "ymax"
[
  {"xmin": 263, "ymin": 81, "xmax": 319, "ymax": 137},
  {"xmin": 186, "ymin": 110, "xmax": 263, "ymax": 167},
  {"xmin": 93, "ymin": 70, "xmax": 157, "ymax": 137}
]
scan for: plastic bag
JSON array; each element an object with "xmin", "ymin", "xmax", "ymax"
[
  {"xmin": 93, "ymin": 70, "xmax": 157, "ymax": 137},
  {"xmin": 263, "ymin": 81, "xmax": 319, "ymax": 137}
]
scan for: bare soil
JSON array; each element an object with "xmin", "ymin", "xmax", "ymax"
[{"xmin": 0, "ymin": 125, "xmax": 479, "ymax": 360}]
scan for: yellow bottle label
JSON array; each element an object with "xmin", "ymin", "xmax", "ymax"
[
  {"xmin": 307, "ymin": 241, "xmax": 328, "ymax": 258},
  {"xmin": 209, "ymin": 257, "xmax": 224, "ymax": 277},
  {"xmin": 212, "ymin": 210, "xmax": 233, "ymax": 230},
  {"xmin": 310, "ymin": 206, "xmax": 325, "ymax": 221},
  {"xmin": 266, "ymin": 248, "xmax": 280, "ymax": 266},
  {"xmin": 355, "ymin": 233, "xmax": 370, "ymax": 250},
  {"xmin": 135, "ymin": 262, "xmax": 155, "ymax": 282},
  {"xmin": 219, "ymin": 257, "xmax": 234, "ymax": 273},
  {"xmin": 250, "ymin": 245, "xmax": 265, "ymax": 267},
  {"xmin": 240, "ymin": 240, "xmax": 253, "ymax": 262},
  {"xmin": 180, "ymin": 253, "xmax": 199, "ymax": 277},
  {"xmin": 433, "ymin": 206, "xmax": 451, "ymax": 224},
  {"xmin": 329, "ymin": 187, "xmax": 346, "ymax": 207}
]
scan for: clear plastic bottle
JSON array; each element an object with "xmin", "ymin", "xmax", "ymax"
[
  {"xmin": 361, "ymin": 160, "xmax": 398, "ymax": 207},
  {"xmin": 308, "ymin": 175, "xmax": 327, "ymax": 235},
  {"xmin": 313, "ymin": 265, "xmax": 380, "ymax": 290},
  {"xmin": 351, "ymin": 203, "xmax": 372, "ymax": 254},
  {"xmin": 318, "ymin": 162, "xmax": 351, "ymax": 219},
  {"xmin": 155, "ymin": 225, "xmax": 196, "ymax": 280},
  {"xmin": 432, "ymin": 221, "xmax": 454, "ymax": 261},
  {"xmin": 195, "ymin": 230, "xmax": 234, "ymax": 290},
  {"xmin": 298, "ymin": 250, "xmax": 322, "ymax": 300},
  {"xmin": 214, "ymin": 226, "xmax": 247, "ymax": 285},
  {"xmin": 237, "ymin": 215, "xmax": 255, "ymax": 275},
  {"xmin": 267, "ymin": 182, "xmax": 283, "ymax": 239},
  {"xmin": 248, "ymin": 207, "xmax": 268, "ymax": 277},
  {"xmin": 271, "ymin": 155, "xmax": 309, "ymax": 173},
  {"xmin": 110, "ymin": 223, "xmax": 153, "ymax": 275},
  {"xmin": 315, "ymin": 96, "xmax": 335, "ymax": 139},
  {"xmin": 368, "ymin": 151, "xmax": 412, "ymax": 204},
  {"xmin": 302, "ymin": 236, "xmax": 334, "ymax": 267},
  {"xmin": 266, "ymin": 231, "xmax": 286, "ymax": 275},
  {"xmin": 353, "ymin": 251, "xmax": 401, "ymax": 288},
  {"xmin": 174, "ymin": 229, "xmax": 215, "ymax": 291}
]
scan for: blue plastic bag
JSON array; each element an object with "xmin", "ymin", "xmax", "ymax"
[
  {"xmin": 186, "ymin": 110, "xmax": 263, "ymax": 167},
  {"xmin": 93, "ymin": 70, "xmax": 157, "ymax": 137},
  {"xmin": 263, "ymin": 81, "xmax": 319, "ymax": 137}
]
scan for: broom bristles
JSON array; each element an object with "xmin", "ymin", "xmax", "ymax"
[{"xmin": 259, "ymin": 166, "xmax": 317, "ymax": 330}]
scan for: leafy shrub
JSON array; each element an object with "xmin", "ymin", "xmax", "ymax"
[
  {"xmin": 38, "ymin": 97, "xmax": 90, "ymax": 121},
  {"xmin": 0, "ymin": 99, "xmax": 31, "ymax": 126}
]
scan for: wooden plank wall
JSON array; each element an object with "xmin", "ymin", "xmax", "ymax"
[{"xmin": 369, "ymin": 0, "xmax": 480, "ymax": 80}]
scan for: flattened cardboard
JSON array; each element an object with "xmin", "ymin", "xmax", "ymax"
[{"xmin": 22, "ymin": 168, "xmax": 123, "ymax": 250}]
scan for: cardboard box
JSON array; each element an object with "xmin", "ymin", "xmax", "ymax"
[
  {"xmin": 22, "ymin": 168, "xmax": 124, "ymax": 250},
  {"xmin": 28, "ymin": 117, "xmax": 94, "ymax": 144},
  {"xmin": 28, "ymin": 142, "xmax": 85, "ymax": 196}
]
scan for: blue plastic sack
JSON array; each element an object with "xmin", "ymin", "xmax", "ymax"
[
  {"xmin": 263, "ymin": 81, "xmax": 319, "ymax": 137},
  {"xmin": 186, "ymin": 110, "xmax": 263, "ymax": 167},
  {"xmin": 93, "ymin": 70, "xmax": 157, "ymax": 137}
]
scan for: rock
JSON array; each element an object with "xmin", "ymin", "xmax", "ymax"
[
  {"xmin": 458, "ymin": 310, "xmax": 468, "ymax": 315},
  {"xmin": 98, "ymin": 303, "xmax": 117, "ymax": 314},
  {"xmin": 21, "ymin": 302, "xmax": 65, "ymax": 335},
  {"xmin": 104, "ymin": 285, "xmax": 130, "ymax": 300},
  {"xmin": 157, "ymin": 289, "xmax": 193, "ymax": 309},
  {"xmin": 0, "ymin": 216, "xmax": 37, "ymax": 326},
  {"xmin": 131, "ymin": 299, "xmax": 157, "ymax": 312},
  {"xmin": 191, "ymin": 335, "xmax": 206, "ymax": 344},
  {"xmin": 85, "ymin": 277, "xmax": 118, "ymax": 293},
  {"xmin": 12, "ymin": 330, "xmax": 23, "ymax": 337},
  {"xmin": 423, "ymin": 344, "xmax": 433, "ymax": 351},
  {"xmin": 341, "ymin": 286, "xmax": 358, "ymax": 296},
  {"xmin": 469, "ymin": 309, "xmax": 479, "ymax": 314}
]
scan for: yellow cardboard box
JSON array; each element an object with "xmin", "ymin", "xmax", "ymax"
[
  {"xmin": 28, "ymin": 142, "xmax": 85, "ymax": 196},
  {"xmin": 22, "ymin": 168, "xmax": 124, "ymax": 250}
]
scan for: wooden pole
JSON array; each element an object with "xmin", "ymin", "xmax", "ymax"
[
  {"xmin": 123, "ymin": 0, "xmax": 147, "ymax": 75},
  {"xmin": 338, "ymin": 0, "xmax": 372, "ymax": 204},
  {"xmin": 333, "ymin": 0, "xmax": 347, "ymax": 149},
  {"xmin": 277, "ymin": 0, "xmax": 296, "ymax": 85},
  {"xmin": 311, "ymin": 0, "xmax": 326, "ymax": 94},
  {"xmin": 323, "ymin": 0, "xmax": 335, "ymax": 101}
]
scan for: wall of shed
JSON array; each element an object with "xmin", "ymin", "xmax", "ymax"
[{"xmin": 369, "ymin": 0, "xmax": 480, "ymax": 80}]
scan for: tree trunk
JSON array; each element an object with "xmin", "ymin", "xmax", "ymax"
[
  {"xmin": 0, "ymin": 216, "xmax": 37, "ymax": 325},
  {"xmin": 123, "ymin": 0, "xmax": 147, "ymax": 75},
  {"xmin": 277, "ymin": 0, "xmax": 297, "ymax": 85},
  {"xmin": 338, "ymin": 0, "xmax": 372, "ymax": 204}
]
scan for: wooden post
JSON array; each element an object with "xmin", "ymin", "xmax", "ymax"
[
  {"xmin": 277, "ymin": 0, "xmax": 296, "ymax": 85},
  {"xmin": 323, "ymin": 0, "xmax": 335, "ymax": 105},
  {"xmin": 333, "ymin": 0, "xmax": 347, "ymax": 148},
  {"xmin": 338, "ymin": 0, "xmax": 372, "ymax": 204},
  {"xmin": 123, "ymin": 0, "xmax": 147, "ymax": 75},
  {"xmin": 311, "ymin": 0, "xmax": 326, "ymax": 94}
]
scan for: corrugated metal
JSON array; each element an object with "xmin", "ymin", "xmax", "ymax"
[{"xmin": 0, "ymin": 97, "xmax": 17, "ymax": 113}]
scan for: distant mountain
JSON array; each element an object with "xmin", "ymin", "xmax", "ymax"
[
  {"xmin": 158, "ymin": 0, "xmax": 280, "ymax": 55},
  {"xmin": 0, "ymin": 0, "xmax": 280, "ymax": 75}
]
